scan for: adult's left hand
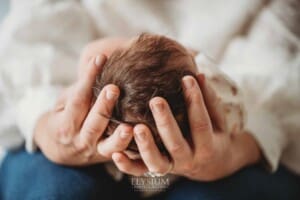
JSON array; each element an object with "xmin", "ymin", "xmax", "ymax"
[{"xmin": 111, "ymin": 75, "xmax": 261, "ymax": 180}]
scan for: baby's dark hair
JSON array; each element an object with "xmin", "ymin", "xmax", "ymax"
[{"xmin": 94, "ymin": 33, "xmax": 197, "ymax": 154}]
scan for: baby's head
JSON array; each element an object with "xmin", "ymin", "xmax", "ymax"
[{"xmin": 94, "ymin": 33, "xmax": 198, "ymax": 156}]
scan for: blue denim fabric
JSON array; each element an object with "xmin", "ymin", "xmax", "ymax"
[
  {"xmin": 0, "ymin": 148, "xmax": 139, "ymax": 200},
  {"xmin": 162, "ymin": 165, "xmax": 300, "ymax": 200},
  {"xmin": 1, "ymin": 148, "xmax": 299, "ymax": 200}
]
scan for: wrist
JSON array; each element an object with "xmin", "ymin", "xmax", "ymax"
[
  {"xmin": 33, "ymin": 111, "xmax": 52, "ymax": 150},
  {"xmin": 230, "ymin": 132, "xmax": 262, "ymax": 169}
]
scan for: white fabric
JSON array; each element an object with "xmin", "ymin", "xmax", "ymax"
[
  {"xmin": 0, "ymin": 0, "xmax": 96, "ymax": 153},
  {"xmin": 195, "ymin": 54, "xmax": 246, "ymax": 134},
  {"xmin": 0, "ymin": 0, "xmax": 299, "ymax": 175},
  {"xmin": 16, "ymin": 86, "xmax": 61, "ymax": 152},
  {"xmin": 219, "ymin": 3, "xmax": 300, "ymax": 172}
]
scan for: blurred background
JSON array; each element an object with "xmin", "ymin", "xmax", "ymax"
[{"xmin": 0, "ymin": 0, "xmax": 9, "ymax": 22}]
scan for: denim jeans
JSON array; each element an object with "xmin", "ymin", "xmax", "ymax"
[
  {"xmin": 0, "ymin": 148, "xmax": 139, "ymax": 200},
  {"xmin": 161, "ymin": 165, "xmax": 300, "ymax": 200},
  {"xmin": 1, "ymin": 148, "xmax": 299, "ymax": 200}
]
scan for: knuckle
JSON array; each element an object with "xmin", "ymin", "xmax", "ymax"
[
  {"xmin": 191, "ymin": 91, "xmax": 202, "ymax": 100},
  {"xmin": 181, "ymin": 162, "xmax": 195, "ymax": 173},
  {"xmin": 73, "ymin": 82, "xmax": 91, "ymax": 100},
  {"xmin": 76, "ymin": 138, "xmax": 91, "ymax": 154},
  {"xmin": 90, "ymin": 112, "xmax": 106, "ymax": 126},
  {"xmin": 186, "ymin": 92, "xmax": 200, "ymax": 105},
  {"xmin": 152, "ymin": 165, "xmax": 168, "ymax": 174},
  {"xmin": 184, "ymin": 94, "xmax": 192, "ymax": 106},
  {"xmin": 97, "ymin": 145, "xmax": 111, "ymax": 158},
  {"xmin": 156, "ymin": 114, "xmax": 172, "ymax": 128},
  {"xmin": 70, "ymin": 94, "xmax": 89, "ymax": 108},
  {"xmin": 82, "ymin": 153, "xmax": 94, "ymax": 163},
  {"xmin": 193, "ymin": 121, "xmax": 211, "ymax": 133},
  {"xmin": 76, "ymin": 142, "xmax": 89, "ymax": 153},
  {"xmin": 99, "ymin": 105, "xmax": 112, "ymax": 117},
  {"xmin": 168, "ymin": 143, "xmax": 184, "ymax": 155},
  {"xmin": 57, "ymin": 124, "xmax": 74, "ymax": 143},
  {"xmin": 114, "ymin": 140, "xmax": 126, "ymax": 151},
  {"xmin": 95, "ymin": 98, "xmax": 113, "ymax": 116},
  {"xmin": 98, "ymin": 149, "xmax": 110, "ymax": 158},
  {"xmin": 83, "ymin": 123, "xmax": 101, "ymax": 136},
  {"xmin": 138, "ymin": 140, "xmax": 152, "ymax": 152}
]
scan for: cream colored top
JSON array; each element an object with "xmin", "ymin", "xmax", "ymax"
[{"xmin": 0, "ymin": 0, "xmax": 299, "ymax": 175}]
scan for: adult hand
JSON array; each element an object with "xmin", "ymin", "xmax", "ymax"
[
  {"xmin": 34, "ymin": 55, "xmax": 134, "ymax": 166},
  {"xmin": 111, "ymin": 75, "xmax": 261, "ymax": 180}
]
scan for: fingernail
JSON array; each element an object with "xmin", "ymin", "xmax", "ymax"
[
  {"xmin": 134, "ymin": 130, "xmax": 145, "ymax": 142},
  {"xmin": 183, "ymin": 76, "xmax": 194, "ymax": 89},
  {"xmin": 151, "ymin": 102, "xmax": 164, "ymax": 113},
  {"xmin": 94, "ymin": 55, "xmax": 102, "ymax": 67},
  {"xmin": 120, "ymin": 131, "xmax": 130, "ymax": 139},
  {"xmin": 106, "ymin": 90, "xmax": 117, "ymax": 100}
]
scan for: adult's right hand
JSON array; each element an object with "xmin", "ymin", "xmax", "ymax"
[{"xmin": 34, "ymin": 55, "xmax": 134, "ymax": 166}]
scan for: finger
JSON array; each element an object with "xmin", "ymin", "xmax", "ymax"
[
  {"xmin": 78, "ymin": 54, "xmax": 105, "ymax": 79},
  {"xmin": 76, "ymin": 84, "xmax": 119, "ymax": 155},
  {"xmin": 133, "ymin": 124, "xmax": 170, "ymax": 174},
  {"xmin": 182, "ymin": 75, "xmax": 213, "ymax": 150},
  {"xmin": 97, "ymin": 124, "xmax": 133, "ymax": 158},
  {"xmin": 112, "ymin": 152, "xmax": 147, "ymax": 177},
  {"xmin": 79, "ymin": 54, "xmax": 107, "ymax": 82},
  {"xmin": 65, "ymin": 55, "xmax": 106, "ymax": 125},
  {"xmin": 196, "ymin": 73, "xmax": 206, "ymax": 91},
  {"xmin": 149, "ymin": 97, "xmax": 192, "ymax": 163}
]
